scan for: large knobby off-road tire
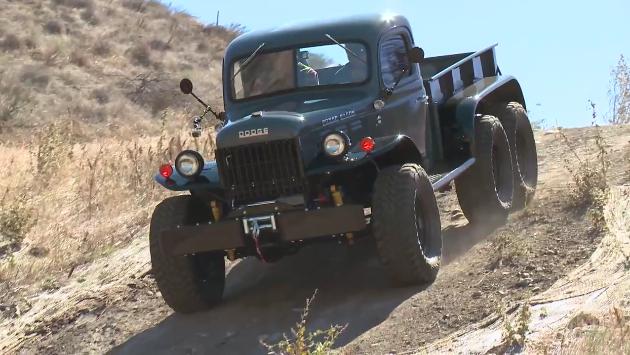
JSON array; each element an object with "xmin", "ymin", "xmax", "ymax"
[
  {"xmin": 149, "ymin": 195, "xmax": 225, "ymax": 314},
  {"xmin": 455, "ymin": 115, "xmax": 514, "ymax": 225},
  {"xmin": 372, "ymin": 164, "xmax": 442, "ymax": 286},
  {"xmin": 499, "ymin": 102, "xmax": 538, "ymax": 209}
]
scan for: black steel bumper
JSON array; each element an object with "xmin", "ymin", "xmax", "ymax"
[{"xmin": 160, "ymin": 204, "xmax": 367, "ymax": 256}]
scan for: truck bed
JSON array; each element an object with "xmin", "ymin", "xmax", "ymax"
[{"xmin": 422, "ymin": 44, "xmax": 499, "ymax": 103}]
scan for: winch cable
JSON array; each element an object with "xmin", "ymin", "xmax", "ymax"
[{"xmin": 251, "ymin": 220, "xmax": 268, "ymax": 263}]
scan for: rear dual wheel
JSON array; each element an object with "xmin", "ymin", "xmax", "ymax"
[
  {"xmin": 455, "ymin": 115, "xmax": 514, "ymax": 225},
  {"xmin": 499, "ymin": 102, "xmax": 538, "ymax": 209}
]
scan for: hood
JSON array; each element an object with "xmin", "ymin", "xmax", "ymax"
[
  {"xmin": 216, "ymin": 111, "xmax": 307, "ymax": 148},
  {"xmin": 218, "ymin": 92, "xmax": 375, "ymax": 149}
]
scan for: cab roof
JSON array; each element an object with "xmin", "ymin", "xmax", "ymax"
[{"xmin": 224, "ymin": 14, "xmax": 411, "ymax": 62}]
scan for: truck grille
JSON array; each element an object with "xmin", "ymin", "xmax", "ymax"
[{"xmin": 216, "ymin": 139, "xmax": 306, "ymax": 204}]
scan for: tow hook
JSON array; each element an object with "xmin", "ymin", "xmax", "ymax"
[{"xmin": 330, "ymin": 185, "xmax": 354, "ymax": 245}]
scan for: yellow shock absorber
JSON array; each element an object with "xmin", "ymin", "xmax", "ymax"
[
  {"xmin": 330, "ymin": 185, "xmax": 343, "ymax": 207},
  {"xmin": 211, "ymin": 201, "xmax": 235, "ymax": 260},
  {"xmin": 330, "ymin": 185, "xmax": 354, "ymax": 245},
  {"xmin": 211, "ymin": 201, "xmax": 222, "ymax": 222}
]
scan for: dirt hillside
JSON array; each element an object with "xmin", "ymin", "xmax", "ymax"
[
  {"xmin": 0, "ymin": 0, "xmax": 234, "ymax": 141},
  {"xmin": 1, "ymin": 124, "xmax": 628, "ymax": 354}
]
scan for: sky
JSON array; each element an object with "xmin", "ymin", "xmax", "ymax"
[{"xmin": 162, "ymin": 0, "xmax": 630, "ymax": 128}]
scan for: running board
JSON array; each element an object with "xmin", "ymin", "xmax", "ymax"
[{"xmin": 429, "ymin": 158, "xmax": 476, "ymax": 192}]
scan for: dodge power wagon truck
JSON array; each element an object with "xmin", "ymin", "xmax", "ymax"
[{"xmin": 150, "ymin": 14, "xmax": 537, "ymax": 313}]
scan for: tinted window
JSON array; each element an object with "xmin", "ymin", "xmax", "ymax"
[{"xmin": 380, "ymin": 35, "xmax": 410, "ymax": 87}]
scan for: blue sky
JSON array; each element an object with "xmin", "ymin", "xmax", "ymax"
[{"xmin": 163, "ymin": 0, "xmax": 629, "ymax": 128}]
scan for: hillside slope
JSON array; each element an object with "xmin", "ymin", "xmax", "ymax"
[
  {"xmin": 0, "ymin": 0, "xmax": 234, "ymax": 140},
  {"xmin": 0, "ymin": 0, "xmax": 231, "ymax": 340},
  {"xmin": 1, "ymin": 125, "xmax": 628, "ymax": 354}
]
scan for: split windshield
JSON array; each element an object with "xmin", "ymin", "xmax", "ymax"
[{"xmin": 232, "ymin": 42, "xmax": 368, "ymax": 100}]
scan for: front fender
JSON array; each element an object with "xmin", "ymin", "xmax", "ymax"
[
  {"xmin": 444, "ymin": 75, "xmax": 526, "ymax": 141},
  {"xmin": 154, "ymin": 161, "xmax": 223, "ymax": 192},
  {"xmin": 305, "ymin": 134, "xmax": 422, "ymax": 176}
]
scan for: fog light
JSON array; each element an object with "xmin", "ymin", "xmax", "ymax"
[
  {"xmin": 323, "ymin": 133, "xmax": 347, "ymax": 157},
  {"xmin": 175, "ymin": 150, "xmax": 204, "ymax": 178}
]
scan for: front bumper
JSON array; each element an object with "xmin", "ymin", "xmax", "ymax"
[{"xmin": 160, "ymin": 204, "xmax": 367, "ymax": 256}]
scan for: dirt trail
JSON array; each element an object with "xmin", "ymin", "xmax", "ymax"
[
  {"xmin": 2, "ymin": 125, "xmax": 629, "ymax": 354},
  {"xmin": 425, "ymin": 185, "xmax": 630, "ymax": 354}
]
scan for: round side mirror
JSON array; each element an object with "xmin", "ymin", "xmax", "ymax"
[
  {"xmin": 180, "ymin": 78, "xmax": 193, "ymax": 94},
  {"xmin": 409, "ymin": 47, "xmax": 425, "ymax": 64}
]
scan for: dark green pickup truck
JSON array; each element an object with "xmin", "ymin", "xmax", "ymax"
[{"xmin": 151, "ymin": 14, "xmax": 537, "ymax": 313}]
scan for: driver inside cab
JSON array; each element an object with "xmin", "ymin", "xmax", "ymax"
[
  {"xmin": 335, "ymin": 43, "xmax": 368, "ymax": 84},
  {"xmin": 297, "ymin": 51, "xmax": 319, "ymax": 86}
]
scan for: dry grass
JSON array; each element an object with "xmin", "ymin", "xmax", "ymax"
[
  {"xmin": 0, "ymin": 116, "xmax": 216, "ymax": 289},
  {"xmin": 0, "ymin": 0, "xmax": 235, "ymax": 301},
  {"xmin": 0, "ymin": 0, "xmax": 240, "ymax": 140},
  {"xmin": 558, "ymin": 103, "xmax": 612, "ymax": 231},
  {"xmin": 559, "ymin": 307, "xmax": 629, "ymax": 354}
]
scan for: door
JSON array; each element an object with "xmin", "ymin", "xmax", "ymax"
[{"xmin": 378, "ymin": 31, "xmax": 428, "ymax": 158}]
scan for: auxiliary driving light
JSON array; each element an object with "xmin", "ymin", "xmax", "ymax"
[
  {"xmin": 175, "ymin": 150, "xmax": 204, "ymax": 178},
  {"xmin": 323, "ymin": 133, "xmax": 348, "ymax": 157}
]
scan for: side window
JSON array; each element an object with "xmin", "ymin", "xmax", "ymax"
[{"xmin": 380, "ymin": 35, "xmax": 410, "ymax": 88}]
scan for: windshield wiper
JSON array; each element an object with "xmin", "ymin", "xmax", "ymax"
[
  {"xmin": 324, "ymin": 34, "xmax": 367, "ymax": 64},
  {"xmin": 232, "ymin": 42, "xmax": 266, "ymax": 80}
]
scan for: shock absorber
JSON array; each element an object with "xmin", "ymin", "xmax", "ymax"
[
  {"xmin": 330, "ymin": 185, "xmax": 354, "ymax": 245},
  {"xmin": 212, "ymin": 201, "xmax": 236, "ymax": 261}
]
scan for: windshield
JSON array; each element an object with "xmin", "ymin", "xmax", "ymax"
[{"xmin": 232, "ymin": 42, "xmax": 368, "ymax": 100}]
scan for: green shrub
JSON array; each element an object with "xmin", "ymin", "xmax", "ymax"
[
  {"xmin": 0, "ymin": 189, "xmax": 34, "ymax": 248},
  {"xmin": 261, "ymin": 290, "xmax": 346, "ymax": 355}
]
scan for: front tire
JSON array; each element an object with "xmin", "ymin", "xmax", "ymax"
[
  {"xmin": 149, "ymin": 195, "xmax": 225, "ymax": 314},
  {"xmin": 455, "ymin": 115, "xmax": 514, "ymax": 225},
  {"xmin": 500, "ymin": 102, "xmax": 538, "ymax": 209},
  {"xmin": 372, "ymin": 164, "xmax": 442, "ymax": 285}
]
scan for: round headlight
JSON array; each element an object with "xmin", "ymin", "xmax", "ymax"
[
  {"xmin": 323, "ymin": 133, "xmax": 347, "ymax": 157},
  {"xmin": 175, "ymin": 150, "xmax": 204, "ymax": 178}
]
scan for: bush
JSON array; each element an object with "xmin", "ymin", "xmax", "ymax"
[
  {"xmin": 92, "ymin": 41, "xmax": 111, "ymax": 57},
  {"xmin": 44, "ymin": 20, "xmax": 63, "ymax": 35},
  {"xmin": 559, "ymin": 124, "xmax": 610, "ymax": 212},
  {"xmin": 149, "ymin": 39, "xmax": 170, "ymax": 51},
  {"xmin": 69, "ymin": 50, "xmax": 89, "ymax": 67},
  {"xmin": 609, "ymin": 55, "xmax": 630, "ymax": 125},
  {"xmin": 0, "ymin": 34, "xmax": 21, "ymax": 51},
  {"xmin": 80, "ymin": 6, "xmax": 100, "ymax": 26},
  {"xmin": 121, "ymin": 0, "xmax": 147, "ymax": 12},
  {"xmin": 91, "ymin": 88, "xmax": 110, "ymax": 104},
  {"xmin": 261, "ymin": 290, "xmax": 346, "ymax": 355},
  {"xmin": 32, "ymin": 121, "xmax": 74, "ymax": 181},
  {"xmin": 0, "ymin": 80, "xmax": 31, "ymax": 126},
  {"xmin": 20, "ymin": 66, "xmax": 50, "ymax": 88},
  {"xmin": 52, "ymin": 0, "xmax": 93, "ymax": 8},
  {"xmin": 0, "ymin": 189, "xmax": 34, "ymax": 249},
  {"xmin": 128, "ymin": 43, "xmax": 152, "ymax": 67}
]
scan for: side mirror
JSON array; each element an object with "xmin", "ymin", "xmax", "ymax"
[
  {"xmin": 408, "ymin": 47, "xmax": 424, "ymax": 64},
  {"xmin": 180, "ymin": 78, "xmax": 193, "ymax": 95}
]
